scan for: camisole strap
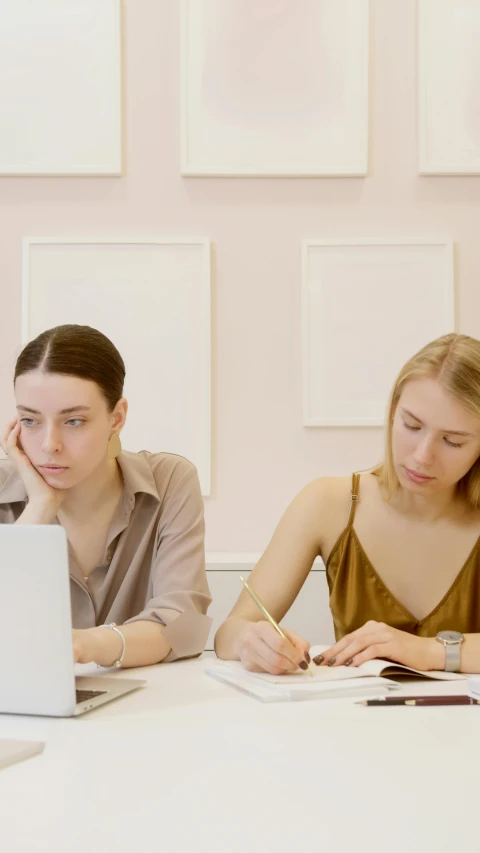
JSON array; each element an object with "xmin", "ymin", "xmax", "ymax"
[{"xmin": 346, "ymin": 472, "xmax": 360, "ymax": 528}]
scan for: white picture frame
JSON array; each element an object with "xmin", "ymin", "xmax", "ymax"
[
  {"xmin": 22, "ymin": 238, "xmax": 211, "ymax": 495},
  {"xmin": 181, "ymin": 0, "xmax": 369, "ymax": 176},
  {"xmin": 418, "ymin": 0, "xmax": 480, "ymax": 175},
  {"xmin": 0, "ymin": 0, "xmax": 122, "ymax": 176},
  {"xmin": 302, "ymin": 239, "xmax": 455, "ymax": 427}
]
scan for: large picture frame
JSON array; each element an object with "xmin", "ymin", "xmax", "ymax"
[
  {"xmin": 302, "ymin": 239, "xmax": 455, "ymax": 427},
  {"xmin": 181, "ymin": 0, "xmax": 369, "ymax": 176},
  {"xmin": 0, "ymin": 0, "xmax": 122, "ymax": 176},
  {"xmin": 419, "ymin": 0, "xmax": 480, "ymax": 175}
]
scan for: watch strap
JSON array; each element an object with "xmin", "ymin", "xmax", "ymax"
[{"xmin": 445, "ymin": 642, "xmax": 461, "ymax": 673}]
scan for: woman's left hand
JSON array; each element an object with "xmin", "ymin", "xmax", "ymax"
[{"xmin": 315, "ymin": 620, "xmax": 443, "ymax": 672}]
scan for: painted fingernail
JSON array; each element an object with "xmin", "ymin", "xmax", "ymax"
[
  {"xmin": 313, "ymin": 654, "xmax": 324, "ymax": 665},
  {"xmin": 345, "ymin": 658, "xmax": 353, "ymax": 667},
  {"xmin": 304, "ymin": 651, "xmax": 311, "ymax": 664},
  {"xmin": 298, "ymin": 660, "xmax": 308, "ymax": 670},
  {"xmin": 327, "ymin": 657, "xmax": 337, "ymax": 667}
]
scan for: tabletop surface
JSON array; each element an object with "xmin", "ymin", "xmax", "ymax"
[{"xmin": 0, "ymin": 655, "xmax": 478, "ymax": 853}]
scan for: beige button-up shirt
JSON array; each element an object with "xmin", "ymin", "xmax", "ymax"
[{"xmin": 0, "ymin": 451, "xmax": 212, "ymax": 661}]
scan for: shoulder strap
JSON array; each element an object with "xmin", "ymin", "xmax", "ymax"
[{"xmin": 346, "ymin": 472, "xmax": 360, "ymax": 527}]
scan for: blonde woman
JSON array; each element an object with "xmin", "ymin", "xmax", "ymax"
[{"xmin": 216, "ymin": 333, "xmax": 480, "ymax": 675}]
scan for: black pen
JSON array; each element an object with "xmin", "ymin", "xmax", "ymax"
[{"xmin": 358, "ymin": 695, "xmax": 480, "ymax": 706}]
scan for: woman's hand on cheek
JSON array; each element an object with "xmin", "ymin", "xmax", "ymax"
[
  {"xmin": 0, "ymin": 419, "xmax": 66, "ymax": 516},
  {"xmin": 314, "ymin": 620, "xmax": 441, "ymax": 672}
]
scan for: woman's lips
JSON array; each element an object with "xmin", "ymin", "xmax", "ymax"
[
  {"xmin": 404, "ymin": 467, "xmax": 435, "ymax": 484},
  {"xmin": 39, "ymin": 465, "xmax": 69, "ymax": 475}
]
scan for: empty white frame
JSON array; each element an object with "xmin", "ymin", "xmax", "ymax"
[
  {"xmin": 419, "ymin": 0, "xmax": 480, "ymax": 174},
  {"xmin": 181, "ymin": 0, "xmax": 369, "ymax": 176},
  {"xmin": 0, "ymin": 0, "xmax": 122, "ymax": 175},
  {"xmin": 23, "ymin": 239, "xmax": 211, "ymax": 494},
  {"xmin": 302, "ymin": 240, "xmax": 455, "ymax": 426}
]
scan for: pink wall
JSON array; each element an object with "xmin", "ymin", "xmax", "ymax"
[{"xmin": 1, "ymin": 0, "xmax": 480, "ymax": 551}]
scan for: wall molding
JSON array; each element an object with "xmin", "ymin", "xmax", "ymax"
[{"xmin": 206, "ymin": 552, "xmax": 325, "ymax": 571}]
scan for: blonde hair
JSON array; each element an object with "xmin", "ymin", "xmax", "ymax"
[{"xmin": 374, "ymin": 334, "xmax": 480, "ymax": 509}]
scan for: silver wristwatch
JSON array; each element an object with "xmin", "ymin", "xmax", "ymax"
[{"xmin": 435, "ymin": 630, "xmax": 464, "ymax": 672}]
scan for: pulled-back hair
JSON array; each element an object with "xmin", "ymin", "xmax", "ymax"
[{"xmin": 14, "ymin": 325, "xmax": 126, "ymax": 412}]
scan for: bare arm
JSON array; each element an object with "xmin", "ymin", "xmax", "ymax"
[
  {"xmin": 73, "ymin": 621, "xmax": 171, "ymax": 668},
  {"xmin": 215, "ymin": 478, "xmax": 339, "ymax": 670}
]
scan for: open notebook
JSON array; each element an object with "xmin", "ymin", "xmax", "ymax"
[{"xmin": 206, "ymin": 644, "xmax": 466, "ymax": 703}]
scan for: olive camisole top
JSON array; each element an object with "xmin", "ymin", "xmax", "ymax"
[{"xmin": 325, "ymin": 473, "xmax": 480, "ymax": 641}]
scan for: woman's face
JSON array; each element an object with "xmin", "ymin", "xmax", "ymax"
[
  {"xmin": 14, "ymin": 371, "xmax": 126, "ymax": 490},
  {"xmin": 392, "ymin": 377, "xmax": 480, "ymax": 495}
]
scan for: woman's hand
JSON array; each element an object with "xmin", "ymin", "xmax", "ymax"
[
  {"xmin": 235, "ymin": 620, "xmax": 311, "ymax": 675},
  {"xmin": 72, "ymin": 627, "xmax": 124, "ymax": 667},
  {"xmin": 72, "ymin": 629, "xmax": 98, "ymax": 665},
  {"xmin": 314, "ymin": 620, "xmax": 442, "ymax": 672},
  {"xmin": 0, "ymin": 419, "xmax": 65, "ymax": 519}
]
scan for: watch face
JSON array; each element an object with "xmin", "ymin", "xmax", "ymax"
[{"xmin": 437, "ymin": 630, "xmax": 464, "ymax": 644}]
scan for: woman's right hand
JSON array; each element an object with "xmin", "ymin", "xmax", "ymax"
[
  {"xmin": 235, "ymin": 621, "xmax": 311, "ymax": 675},
  {"xmin": 0, "ymin": 419, "xmax": 66, "ymax": 519}
]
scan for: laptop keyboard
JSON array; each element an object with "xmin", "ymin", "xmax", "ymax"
[{"xmin": 76, "ymin": 688, "xmax": 107, "ymax": 703}]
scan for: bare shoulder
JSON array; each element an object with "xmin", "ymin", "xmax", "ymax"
[
  {"xmin": 287, "ymin": 475, "xmax": 353, "ymax": 556},
  {"xmin": 298, "ymin": 474, "xmax": 353, "ymax": 512}
]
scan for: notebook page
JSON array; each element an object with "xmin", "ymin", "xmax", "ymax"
[
  {"xmin": 215, "ymin": 658, "xmax": 369, "ymax": 684},
  {"xmin": 309, "ymin": 645, "xmax": 466, "ymax": 682}
]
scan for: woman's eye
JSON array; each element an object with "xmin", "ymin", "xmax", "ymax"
[
  {"xmin": 404, "ymin": 422, "xmax": 420, "ymax": 432},
  {"xmin": 66, "ymin": 419, "xmax": 85, "ymax": 427},
  {"xmin": 444, "ymin": 438, "xmax": 463, "ymax": 449},
  {"xmin": 20, "ymin": 418, "xmax": 36, "ymax": 427}
]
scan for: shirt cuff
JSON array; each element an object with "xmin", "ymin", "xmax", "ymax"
[{"xmin": 125, "ymin": 609, "xmax": 213, "ymax": 661}]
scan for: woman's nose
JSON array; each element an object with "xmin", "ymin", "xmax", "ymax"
[
  {"xmin": 41, "ymin": 427, "xmax": 62, "ymax": 455},
  {"xmin": 413, "ymin": 435, "xmax": 435, "ymax": 466}
]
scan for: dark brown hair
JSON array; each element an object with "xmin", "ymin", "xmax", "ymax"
[{"xmin": 14, "ymin": 325, "xmax": 126, "ymax": 412}]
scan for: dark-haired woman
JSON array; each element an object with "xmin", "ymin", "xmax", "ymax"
[{"xmin": 0, "ymin": 325, "xmax": 211, "ymax": 668}]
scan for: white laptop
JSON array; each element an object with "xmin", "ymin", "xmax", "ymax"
[{"xmin": 0, "ymin": 525, "xmax": 145, "ymax": 716}]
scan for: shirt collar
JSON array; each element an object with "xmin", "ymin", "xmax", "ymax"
[
  {"xmin": 116, "ymin": 451, "xmax": 161, "ymax": 505},
  {"xmin": 0, "ymin": 452, "xmax": 161, "ymax": 506}
]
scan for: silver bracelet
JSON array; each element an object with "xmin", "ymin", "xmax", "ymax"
[{"xmin": 97, "ymin": 622, "xmax": 126, "ymax": 668}]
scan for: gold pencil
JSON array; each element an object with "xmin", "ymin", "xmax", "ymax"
[{"xmin": 239, "ymin": 576, "xmax": 313, "ymax": 677}]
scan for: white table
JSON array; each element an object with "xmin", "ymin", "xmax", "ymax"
[{"xmin": 0, "ymin": 656, "xmax": 478, "ymax": 853}]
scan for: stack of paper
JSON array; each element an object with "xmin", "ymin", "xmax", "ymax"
[
  {"xmin": 205, "ymin": 661, "xmax": 398, "ymax": 703},
  {"xmin": 468, "ymin": 676, "xmax": 480, "ymax": 698}
]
